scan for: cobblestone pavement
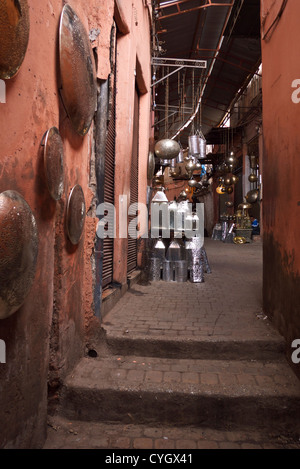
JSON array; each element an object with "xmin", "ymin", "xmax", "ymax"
[
  {"xmin": 44, "ymin": 239, "xmax": 300, "ymax": 450},
  {"xmin": 102, "ymin": 239, "xmax": 277, "ymax": 343}
]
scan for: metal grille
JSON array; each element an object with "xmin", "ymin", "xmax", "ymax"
[{"xmin": 127, "ymin": 86, "xmax": 139, "ymax": 274}]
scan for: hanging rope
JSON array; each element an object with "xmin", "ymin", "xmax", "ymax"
[{"xmin": 199, "ymin": 74, "xmax": 202, "ymax": 131}]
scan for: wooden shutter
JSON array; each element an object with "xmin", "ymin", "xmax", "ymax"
[
  {"xmin": 102, "ymin": 73, "xmax": 116, "ymax": 288},
  {"xmin": 127, "ymin": 86, "xmax": 139, "ymax": 274}
]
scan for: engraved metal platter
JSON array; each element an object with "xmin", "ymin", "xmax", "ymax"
[
  {"xmin": 0, "ymin": 0, "xmax": 30, "ymax": 79},
  {"xmin": 43, "ymin": 127, "xmax": 64, "ymax": 200},
  {"xmin": 66, "ymin": 184, "xmax": 86, "ymax": 245},
  {"xmin": 147, "ymin": 151, "xmax": 155, "ymax": 180},
  {"xmin": 59, "ymin": 4, "xmax": 97, "ymax": 136},
  {"xmin": 0, "ymin": 190, "xmax": 38, "ymax": 319}
]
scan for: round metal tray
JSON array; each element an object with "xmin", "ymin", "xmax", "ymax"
[
  {"xmin": 66, "ymin": 184, "xmax": 86, "ymax": 245},
  {"xmin": 43, "ymin": 127, "xmax": 64, "ymax": 201},
  {"xmin": 0, "ymin": 0, "xmax": 30, "ymax": 79},
  {"xmin": 0, "ymin": 190, "xmax": 38, "ymax": 319},
  {"xmin": 147, "ymin": 151, "xmax": 155, "ymax": 180},
  {"xmin": 59, "ymin": 4, "xmax": 97, "ymax": 136}
]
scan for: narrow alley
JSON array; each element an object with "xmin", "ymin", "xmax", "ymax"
[
  {"xmin": 44, "ymin": 239, "xmax": 300, "ymax": 449},
  {"xmin": 1, "ymin": 0, "xmax": 300, "ymax": 452}
]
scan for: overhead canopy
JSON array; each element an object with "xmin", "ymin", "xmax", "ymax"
[{"xmin": 152, "ymin": 0, "xmax": 261, "ymax": 148}]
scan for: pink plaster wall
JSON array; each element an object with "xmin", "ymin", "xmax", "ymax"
[
  {"xmin": 0, "ymin": 0, "xmax": 115, "ymax": 448},
  {"xmin": 113, "ymin": 0, "xmax": 152, "ymax": 284},
  {"xmin": 261, "ymin": 0, "xmax": 300, "ymax": 352}
]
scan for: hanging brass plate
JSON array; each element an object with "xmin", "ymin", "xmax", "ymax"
[
  {"xmin": 66, "ymin": 184, "xmax": 86, "ymax": 245},
  {"xmin": 147, "ymin": 151, "xmax": 155, "ymax": 180},
  {"xmin": 59, "ymin": 4, "xmax": 97, "ymax": 136},
  {"xmin": 0, "ymin": 191, "xmax": 38, "ymax": 319},
  {"xmin": 0, "ymin": 0, "xmax": 30, "ymax": 79},
  {"xmin": 43, "ymin": 127, "xmax": 64, "ymax": 201}
]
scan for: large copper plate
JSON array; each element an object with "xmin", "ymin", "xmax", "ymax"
[
  {"xmin": 0, "ymin": 0, "xmax": 30, "ymax": 79},
  {"xmin": 43, "ymin": 127, "xmax": 64, "ymax": 200},
  {"xmin": 0, "ymin": 191, "xmax": 38, "ymax": 319},
  {"xmin": 59, "ymin": 4, "xmax": 97, "ymax": 136},
  {"xmin": 66, "ymin": 184, "xmax": 86, "ymax": 245}
]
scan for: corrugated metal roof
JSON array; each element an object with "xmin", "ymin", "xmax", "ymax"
[{"xmin": 153, "ymin": 0, "xmax": 261, "ymax": 147}]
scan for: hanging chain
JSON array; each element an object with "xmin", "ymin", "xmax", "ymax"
[
  {"xmin": 192, "ymin": 68, "xmax": 195, "ymax": 134},
  {"xmin": 182, "ymin": 72, "xmax": 185, "ymax": 126},
  {"xmin": 165, "ymin": 67, "xmax": 169, "ymax": 138},
  {"xmin": 199, "ymin": 75, "xmax": 202, "ymax": 131}
]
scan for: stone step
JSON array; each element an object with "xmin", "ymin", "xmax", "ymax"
[
  {"xmin": 103, "ymin": 332, "xmax": 286, "ymax": 361},
  {"xmin": 44, "ymin": 415, "xmax": 300, "ymax": 449},
  {"xmin": 58, "ymin": 355, "xmax": 300, "ymax": 433}
]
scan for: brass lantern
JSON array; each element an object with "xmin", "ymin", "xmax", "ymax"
[
  {"xmin": 154, "ymin": 139, "xmax": 180, "ymax": 160},
  {"xmin": 185, "ymin": 159, "xmax": 196, "ymax": 178}
]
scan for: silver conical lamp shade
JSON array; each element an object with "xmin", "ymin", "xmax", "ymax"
[{"xmin": 152, "ymin": 190, "xmax": 169, "ymax": 202}]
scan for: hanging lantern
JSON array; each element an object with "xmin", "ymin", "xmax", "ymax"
[
  {"xmin": 248, "ymin": 173, "xmax": 258, "ymax": 183},
  {"xmin": 154, "ymin": 139, "xmax": 180, "ymax": 160},
  {"xmin": 177, "ymin": 146, "xmax": 184, "ymax": 163},
  {"xmin": 188, "ymin": 177, "xmax": 198, "ymax": 188},
  {"xmin": 198, "ymin": 130, "xmax": 206, "ymax": 160},
  {"xmin": 153, "ymin": 174, "xmax": 164, "ymax": 186},
  {"xmin": 231, "ymin": 175, "xmax": 239, "ymax": 185},
  {"xmin": 225, "ymin": 152, "xmax": 237, "ymax": 169},
  {"xmin": 249, "ymin": 154, "xmax": 258, "ymax": 170},
  {"xmin": 226, "ymin": 186, "xmax": 233, "ymax": 194},
  {"xmin": 185, "ymin": 159, "xmax": 196, "ymax": 178},
  {"xmin": 170, "ymin": 158, "xmax": 176, "ymax": 168},
  {"xmin": 188, "ymin": 134, "xmax": 200, "ymax": 156},
  {"xmin": 170, "ymin": 166, "xmax": 180, "ymax": 178},
  {"xmin": 246, "ymin": 189, "xmax": 259, "ymax": 204},
  {"xmin": 179, "ymin": 190, "xmax": 187, "ymax": 200},
  {"xmin": 224, "ymin": 176, "xmax": 233, "ymax": 186}
]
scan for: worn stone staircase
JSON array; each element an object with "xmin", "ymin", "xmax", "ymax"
[
  {"xmin": 44, "ymin": 241, "xmax": 300, "ymax": 449},
  {"xmin": 44, "ymin": 329, "xmax": 300, "ymax": 449}
]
